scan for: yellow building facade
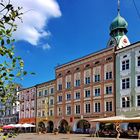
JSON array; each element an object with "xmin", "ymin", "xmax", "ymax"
[{"xmin": 36, "ymin": 80, "xmax": 55, "ymax": 132}]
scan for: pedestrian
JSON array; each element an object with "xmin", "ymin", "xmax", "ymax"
[{"xmin": 2, "ymin": 132, "xmax": 8, "ymax": 140}]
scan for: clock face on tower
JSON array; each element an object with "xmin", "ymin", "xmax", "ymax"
[
  {"xmin": 117, "ymin": 35, "xmax": 130, "ymax": 49},
  {"xmin": 108, "ymin": 37, "xmax": 117, "ymax": 48}
]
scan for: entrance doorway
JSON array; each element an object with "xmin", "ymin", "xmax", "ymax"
[
  {"xmin": 47, "ymin": 121, "xmax": 54, "ymax": 133},
  {"xmin": 76, "ymin": 119, "xmax": 90, "ymax": 134},
  {"xmin": 59, "ymin": 119, "xmax": 68, "ymax": 133}
]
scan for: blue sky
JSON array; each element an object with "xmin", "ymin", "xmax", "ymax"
[{"xmin": 14, "ymin": 0, "xmax": 140, "ymax": 88}]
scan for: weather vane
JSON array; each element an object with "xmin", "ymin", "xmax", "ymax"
[{"xmin": 118, "ymin": 0, "xmax": 120, "ymax": 14}]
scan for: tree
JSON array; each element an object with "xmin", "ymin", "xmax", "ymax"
[{"xmin": 0, "ymin": 0, "xmax": 30, "ymax": 106}]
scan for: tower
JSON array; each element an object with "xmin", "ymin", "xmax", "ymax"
[{"xmin": 107, "ymin": 0, "xmax": 130, "ymax": 49}]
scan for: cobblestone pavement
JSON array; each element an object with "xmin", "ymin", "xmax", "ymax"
[{"xmin": 0, "ymin": 133, "xmax": 137, "ymax": 140}]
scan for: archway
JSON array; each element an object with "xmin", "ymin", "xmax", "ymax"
[
  {"xmin": 47, "ymin": 121, "xmax": 54, "ymax": 133},
  {"xmin": 38, "ymin": 122, "xmax": 45, "ymax": 132},
  {"xmin": 75, "ymin": 119, "xmax": 91, "ymax": 134},
  {"xmin": 128, "ymin": 123, "xmax": 140, "ymax": 131},
  {"xmin": 59, "ymin": 119, "xmax": 68, "ymax": 133}
]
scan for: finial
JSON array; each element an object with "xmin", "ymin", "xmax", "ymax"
[{"xmin": 118, "ymin": 0, "xmax": 120, "ymax": 15}]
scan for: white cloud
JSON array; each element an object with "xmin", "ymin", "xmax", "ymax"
[
  {"xmin": 42, "ymin": 43, "xmax": 51, "ymax": 50},
  {"xmin": 12, "ymin": 0, "xmax": 61, "ymax": 45}
]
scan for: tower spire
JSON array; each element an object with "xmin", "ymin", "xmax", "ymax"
[{"xmin": 118, "ymin": 0, "xmax": 120, "ymax": 15}]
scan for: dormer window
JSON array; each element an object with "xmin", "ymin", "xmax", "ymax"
[
  {"xmin": 123, "ymin": 55, "xmax": 127, "ymax": 58},
  {"xmin": 58, "ymin": 73, "xmax": 62, "ymax": 77},
  {"xmin": 106, "ymin": 57, "xmax": 112, "ymax": 61},
  {"xmin": 67, "ymin": 70, "xmax": 71, "ymax": 74},
  {"xmin": 85, "ymin": 64, "xmax": 90, "ymax": 68},
  {"xmin": 95, "ymin": 61, "xmax": 100, "ymax": 65},
  {"xmin": 76, "ymin": 67, "xmax": 80, "ymax": 71}
]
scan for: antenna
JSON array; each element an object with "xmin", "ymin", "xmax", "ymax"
[{"xmin": 118, "ymin": 0, "xmax": 120, "ymax": 14}]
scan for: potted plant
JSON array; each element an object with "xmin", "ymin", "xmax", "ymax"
[{"xmin": 54, "ymin": 128, "xmax": 59, "ymax": 135}]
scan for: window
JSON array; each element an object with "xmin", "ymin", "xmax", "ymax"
[
  {"xmin": 44, "ymin": 90, "xmax": 48, "ymax": 96},
  {"xmin": 106, "ymin": 72, "xmax": 112, "ymax": 80},
  {"xmin": 66, "ymin": 94, "xmax": 71, "ymax": 101},
  {"xmin": 26, "ymin": 96, "xmax": 29, "ymax": 100},
  {"xmin": 50, "ymin": 88, "xmax": 54, "ymax": 94},
  {"xmin": 94, "ymin": 88, "xmax": 100, "ymax": 96},
  {"xmin": 58, "ymin": 96, "xmax": 62, "ymax": 102},
  {"xmin": 38, "ymin": 112, "xmax": 41, "ymax": 117},
  {"xmin": 137, "ymin": 76, "xmax": 140, "ymax": 87},
  {"xmin": 75, "ymin": 79, "xmax": 80, "ymax": 87},
  {"xmin": 106, "ymin": 57, "xmax": 112, "ymax": 61},
  {"xmin": 106, "ymin": 101, "xmax": 112, "ymax": 111},
  {"xmin": 123, "ymin": 55, "xmax": 127, "ymax": 58},
  {"xmin": 49, "ymin": 110, "xmax": 53, "ymax": 116},
  {"xmin": 137, "ymin": 95, "xmax": 140, "ymax": 106},
  {"xmin": 85, "ymin": 103, "xmax": 90, "ymax": 113},
  {"xmin": 38, "ymin": 91, "xmax": 42, "ymax": 97},
  {"xmin": 75, "ymin": 105, "xmax": 80, "ymax": 114},
  {"xmin": 66, "ymin": 105, "xmax": 71, "ymax": 115},
  {"xmin": 42, "ymin": 100, "xmax": 45, "ymax": 104},
  {"xmin": 75, "ymin": 92, "xmax": 80, "ymax": 99},
  {"xmin": 94, "ymin": 102, "xmax": 100, "ymax": 112},
  {"xmin": 95, "ymin": 74, "xmax": 100, "ymax": 82},
  {"xmin": 122, "ymin": 97, "xmax": 130, "ymax": 108},
  {"xmin": 85, "ymin": 77, "xmax": 90, "ymax": 84},
  {"xmin": 122, "ymin": 60, "xmax": 129, "ymax": 70},
  {"xmin": 42, "ymin": 111, "xmax": 45, "ymax": 117},
  {"xmin": 122, "ymin": 78, "xmax": 130, "ymax": 89},
  {"xmin": 106, "ymin": 86, "xmax": 112, "ymax": 94},
  {"xmin": 50, "ymin": 99, "xmax": 54, "ymax": 105},
  {"xmin": 138, "ymin": 56, "xmax": 140, "ymax": 66},
  {"xmin": 58, "ymin": 107, "xmax": 62, "ymax": 116},
  {"xmin": 85, "ymin": 90, "xmax": 90, "ymax": 98},
  {"xmin": 66, "ymin": 82, "xmax": 71, "ymax": 89},
  {"xmin": 58, "ymin": 84, "xmax": 62, "ymax": 91}
]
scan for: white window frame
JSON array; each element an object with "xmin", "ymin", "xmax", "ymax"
[
  {"xmin": 121, "ymin": 96, "xmax": 130, "ymax": 108},
  {"xmin": 105, "ymin": 101, "xmax": 113, "ymax": 112},
  {"xmin": 94, "ymin": 102, "xmax": 100, "ymax": 112},
  {"xmin": 121, "ymin": 77, "xmax": 130, "ymax": 90},
  {"xmin": 75, "ymin": 104, "xmax": 80, "ymax": 114}
]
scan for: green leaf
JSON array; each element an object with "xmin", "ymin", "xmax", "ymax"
[
  {"xmin": 9, "ymin": 74, "xmax": 14, "ymax": 77},
  {"xmin": 23, "ymin": 71, "xmax": 27, "ymax": 75},
  {"xmin": 7, "ymin": 39, "xmax": 10, "ymax": 44},
  {"xmin": 16, "ymin": 72, "xmax": 21, "ymax": 77},
  {"xmin": 1, "ymin": 39, "xmax": 4, "ymax": 46},
  {"xmin": 30, "ymin": 72, "xmax": 35, "ymax": 75},
  {"xmin": 3, "ymin": 73, "xmax": 6, "ymax": 76}
]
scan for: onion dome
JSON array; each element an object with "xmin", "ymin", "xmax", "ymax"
[{"xmin": 110, "ymin": 13, "xmax": 128, "ymax": 35}]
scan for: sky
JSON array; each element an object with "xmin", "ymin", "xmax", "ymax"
[{"xmin": 12, "ymin": 0, "xmax": 140, "ymax": 88}]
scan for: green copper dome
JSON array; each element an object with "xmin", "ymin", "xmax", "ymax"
[{"xmin": 110, "ymin": 13, "xmax": 128, "ymax": 33}]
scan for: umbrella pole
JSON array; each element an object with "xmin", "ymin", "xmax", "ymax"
[{"xmin": 115, "ymin": 122, "xmax": 120, "ymax": 140}]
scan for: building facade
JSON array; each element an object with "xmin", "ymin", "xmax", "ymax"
[
  {"xmin": 0, "ymin": 103, "xmax": 19, "ymax": 125},
  {"xmin": 0, "ymin": 86, "xmax": 20, "ymax": 125},
  {"xmin": 54, "ymin": 47, "xmax": 115, "ymax": 132},
  {"xmin": 116, "ymin": 42, "xmax": 140, "ymax": 129},
  {"xmin": 36, "ymin": 80, "xmax": 55, "ymax": 132},
  {"xmin": 19, "ymin": 86, "xmax": 36, "ymax": 124}
]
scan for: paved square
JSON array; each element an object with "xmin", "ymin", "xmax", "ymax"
[{"xmin": 1, "ymin": 133, "xmax": 137, "ymax": 140}]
